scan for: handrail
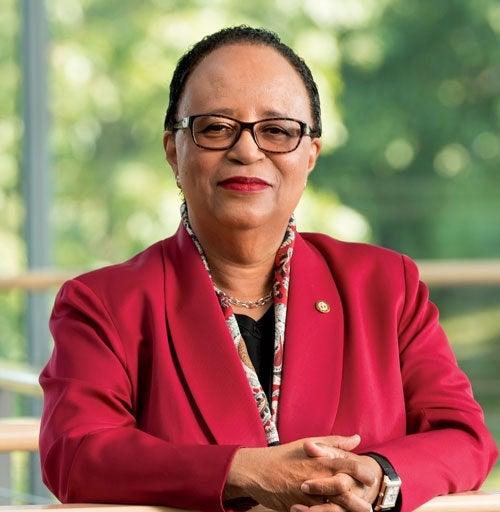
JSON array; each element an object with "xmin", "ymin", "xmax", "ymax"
[
  {"xmin": 0, "ymin": 507, "xmax": 169, "ymax": 512},
  {"xmin": 1, "ymin": 261, "xmax": 500, "ymax": 292},
  {"xmin": 0, "ymin": 493, "xmax": 499, "ymax": 512},
  {"xmin": 415, "ymin": 492, "xmax": 500, "ymax": 511},
  {"xmin": 0, "ymin": 359, "xmax": 42, "ymax": 397},
  {"xmin": 416, "ymin": 259, "xmax": 500, "ymax": 286},
  {"xmin": 0, "ymin": 360, "xmax": 41, "ymax": 452},
  {"xmin": 0, "ymin": 270, "xmax": 75, "ymax": 291},
  {"xmin": 0, "ymin": 418, "xmax": 40, "ymax": 452}
]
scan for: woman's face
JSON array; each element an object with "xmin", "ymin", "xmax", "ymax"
[{"xmin": 163, "ymin": 43, "xmax": 322, "ymax": 235}]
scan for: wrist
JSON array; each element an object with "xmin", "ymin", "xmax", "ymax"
[
  {"xmin": 364, "ymin": 453, "xmax": 402, "ymax": 511},
  {"xmin": 359, "ymin": 455, "xmax": 384, "ymax": 504},
  {"xmin": 223, "ymin": 448, "xmax": 250, "ymax": 500},
  {"xmin": 223, "ymin": 447, "xmax": 265, "ymax": 502}
]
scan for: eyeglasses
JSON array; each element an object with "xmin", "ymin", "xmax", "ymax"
[{"xmin": 172, "ymin": 114, "xmax": 318, "ymax": 154}]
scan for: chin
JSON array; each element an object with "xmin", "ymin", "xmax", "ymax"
[{"xmin": 223, "ymin": 208, "xmax": 291, "ymax": 232}]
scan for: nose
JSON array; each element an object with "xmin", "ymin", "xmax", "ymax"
[{"xmin": 227, "ymin": 127, "xmax": 264, "ymax": 161}]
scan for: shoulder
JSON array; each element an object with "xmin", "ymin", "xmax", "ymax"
[
  {"xmin": 60, "ymin": 234, "xmax": 180, "ymax": 304},
  {"xmin": 78, "ymin": 239, "xmax": 167, "ymax": 285},
  {"xmin": 298, "ymin": 231, "xmax": 420, "ymax": 287},
  {"xmin": 299, "ymin": 231, "xmax": 406, "ymax": 265}
]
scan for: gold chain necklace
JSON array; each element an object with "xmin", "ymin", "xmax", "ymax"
[{"xmin": 214, "ymin": 286, "xmax": 273, "ymax": 309}]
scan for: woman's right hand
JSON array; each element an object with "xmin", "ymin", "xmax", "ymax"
[{"xmin": 223, "ymin": 435, "xmax": 376, "ymax": 512}]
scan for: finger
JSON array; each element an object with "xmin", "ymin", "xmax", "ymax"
[
  {"xmin": 302, "ymin": 492, "xmax": 372, "ymax": 512},
  {"xmin": 327, "ymin": 434, "xmax": 361, "ymax": 452},
  {"xmin": 298, "ymin": 503, "xmax": 345, "ymax": 512},
  {"xmin": 303, "ymin": 449, "xmax": 376, "ymax": 488},
  {"xmin": 303, "ymin": 471, "xmax": 375, "ymax": 492},
  {"xmin": 302, "ymin": 474, "xmax": 351, "ymax": 497},
  {"xmin": 324, "ymin": 491, "xmax": 373, "ymax": 512},
  {"xmin": 302, "ymin": 466, "xmax": 375, "ymax": 494},
  {"xmin": 303, "ymin": 441, "xmax": 357, "ymax": 460},
  {"xmin": 303, "ymin": 441, "xmax": 340, "ymax": 458},
  {"xmin": 290, "ymin": 505, "xmax": 310, "ymax": 512},
  {"xmin": 304, "ymin": 434, "xmax": 360, "ymax": 457},
  {"xmin": 292, "ymin": 500, "xmax": 344, "ymax": 512}
]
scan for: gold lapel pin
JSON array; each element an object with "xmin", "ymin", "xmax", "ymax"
[{"xmin": 315, "ymin": 300, "xmax": 331, "ymax": 313}]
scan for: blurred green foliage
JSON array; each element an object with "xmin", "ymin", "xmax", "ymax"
[
  {"xmin": 2, "ymin": 0, "xmax": 498, "ymax": 268},
  {"xmin": 315, "ymin": 1, "xmax": 500, "ymax": 258},
  {"xmin": 0, "ymin": 0, "xmax": 499, "ymax": 491}
]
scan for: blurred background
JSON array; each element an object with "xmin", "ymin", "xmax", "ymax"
[{"xmin": 1, "ymin": 0, "xmax": 499, "ymax": 504}]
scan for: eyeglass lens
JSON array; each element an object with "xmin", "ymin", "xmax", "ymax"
[{"xmin": 192, "ymin": 116, "xmax": 303, "ymax": 152}]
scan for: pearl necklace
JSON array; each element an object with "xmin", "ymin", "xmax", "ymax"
[{"xmin": 214, "ymin": 286, "xmax": 273, "ymax": 309}]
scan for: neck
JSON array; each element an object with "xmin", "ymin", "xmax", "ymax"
[
  {"xmin": 188, "ymin": 217, "xmax": 287, "ymax": 313},
  {"xmin": 206, "ymin": 239, "xmax": 276, "ymax": 299}
]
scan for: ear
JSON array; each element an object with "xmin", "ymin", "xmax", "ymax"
[
  {"xmin": 306, "ymin": 137, "xmax": 322, "ymax": 176},
  {"xmin": 163, "ymin": 131, "xmax": 179, "ymax": 176}
]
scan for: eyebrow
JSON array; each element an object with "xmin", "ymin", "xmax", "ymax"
[{"xmin": 204, "ymin": 108, "xmax": 290, "ymax": 119}]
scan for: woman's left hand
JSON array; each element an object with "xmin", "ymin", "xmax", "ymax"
[{"xmin": 291, "ymin": 440, "xmax": 383, "ymax": 512}]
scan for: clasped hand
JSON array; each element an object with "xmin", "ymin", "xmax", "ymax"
[{"xmin": 224, "ymin": 434, "xmax": 382, "ymax": 512}]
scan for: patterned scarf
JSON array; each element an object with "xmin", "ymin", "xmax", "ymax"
[{"xmin": 181, "ymin": 202, "xmax": 295, "ymax": 445}]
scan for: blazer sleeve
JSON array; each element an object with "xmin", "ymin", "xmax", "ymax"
[
  {"xmin": 39, "ymin": 277, "xmax": 240, "ymax": 512},
  {"xmin": 363, "ymin": 254, "xmax": 498, "ymax": 512}
]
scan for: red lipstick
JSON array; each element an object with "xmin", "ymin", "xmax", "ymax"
[{"xmin": 218, "ymin": 177, "xmax": 270, "ymax": 192}]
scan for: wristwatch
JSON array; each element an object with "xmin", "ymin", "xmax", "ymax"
[{"xmin": 366, "ymin": 453, "xmax": 402, "ymax": 511}]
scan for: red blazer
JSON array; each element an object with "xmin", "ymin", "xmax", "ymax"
[{"xmin": 39, "ymin": 225, "xmax": 498, "ymax": 512}]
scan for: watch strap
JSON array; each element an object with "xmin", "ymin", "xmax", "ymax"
[
  {"xmin": 365, "ymin": 452, "xmax": 401, "ymax": 511},
  {"xmin": 365, "ymin": 452, "xmax": 399, "ymax": 480}
]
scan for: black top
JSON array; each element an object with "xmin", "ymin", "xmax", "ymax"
[{"xmin": 235, "ymin": 306, "xmax": 275, "ymax": 402}]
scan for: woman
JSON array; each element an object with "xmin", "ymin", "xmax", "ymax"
[{"xmin": 39, "ymin": 26, "xmax": 497, "ymax": 512}]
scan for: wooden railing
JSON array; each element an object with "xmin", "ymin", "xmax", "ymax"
[
  {"xmin": 0, "ymin": 270, "xmax": 75, "ymax": 291},
  {"xmin": 416, "ymin": 259, "xmax": 500, "ymax": 286},
  {"xmin": 0, "ymin": 360, "xmax": 42, "ymax": 398},
  {"xmin": 0, "ymin": 493, "xmax": 499, "ymax": 512},
  {"xmin": 0, "ymin": 359, "xmax": 41, "ymax": 453},
  {"xmin": 0, "ymin": 418, "xmax": 40, "ymax": 452}
]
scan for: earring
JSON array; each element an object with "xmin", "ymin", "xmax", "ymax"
[{"xmin": 175, "ymin": 175, "xmax": 181, "ymax": 188}]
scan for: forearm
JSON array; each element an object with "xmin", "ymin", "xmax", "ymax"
[
  {"xmin": 42, "ymin": 426, "xmax": 239, "ymax": 512},
  {"xmin": 362, "ymin": 427, "xmax": 498, "ymax": 512}
]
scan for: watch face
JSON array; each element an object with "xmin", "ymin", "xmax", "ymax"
[{"xmin": 381, "ymin": 481, "xmax": 401, "ymax": 508}]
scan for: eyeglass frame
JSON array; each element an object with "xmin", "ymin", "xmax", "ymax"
[{"xmin": 171, "ymin": 114, "xmax": 320, "ymax": 154}]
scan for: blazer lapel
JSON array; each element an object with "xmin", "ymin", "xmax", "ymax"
[
  {"xmin": 277, "ymin": 233, "xmax": 345, "ymax": 442},
  {"xmin": 162, "ymin": 227, "xmax": 267, "ymax": 447}
]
